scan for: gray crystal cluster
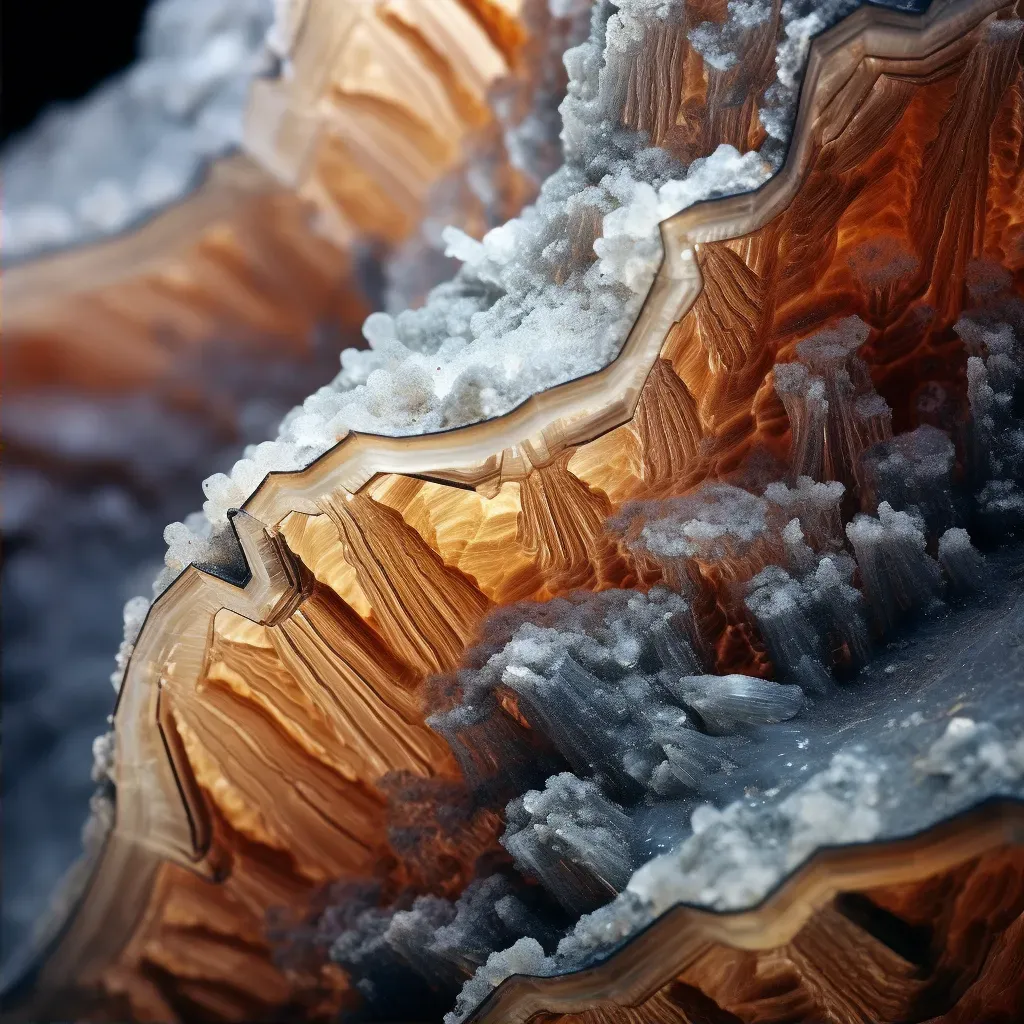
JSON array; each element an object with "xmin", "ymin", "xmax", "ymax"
[
  {"xmin": 961, "ymin": 313, "xmax": 1024, "ymax": 532},
  {"xmin": 318, "ymin": 283, "xmax": 1024, "ymax": 1020}
]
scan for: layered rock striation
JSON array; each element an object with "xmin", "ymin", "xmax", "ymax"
[{"xmin": 6, "ymin": 0, "xmax": 1024, "ymax": 1022}]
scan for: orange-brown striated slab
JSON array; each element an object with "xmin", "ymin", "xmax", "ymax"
[
  {"xmin": 3, "ymin": 158, "xmax": 363, "ymax": 402},
  {"xmin": 245, "ymin": 0, "xmax": 546, "ymax": 247}
]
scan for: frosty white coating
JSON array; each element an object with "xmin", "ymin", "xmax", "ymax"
[{"xmin": 2, "ymin": 0, "xmax": 275, "ymax": 261}]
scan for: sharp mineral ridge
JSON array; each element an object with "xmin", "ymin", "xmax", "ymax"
[{"xmin": 4, "ymin": 0, "xmax": 1024, "ymax": 1022}]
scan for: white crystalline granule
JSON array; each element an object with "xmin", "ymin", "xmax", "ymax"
[
  {"xmin": 937, "ymin": 526, "xmax": 986, "ymax": 593},
  {"xmin": 917, "ymin": 718, "xmax": 1024, "ymax": 793},
  {"xmin": 846, "ymin": 501, "xmax": 942, "ymax": 627},
  {"xmin": 91, "ymin": 732, "xmax": 116, "ymax": 784},
  {"xmin": 689, "ymin": 0, "xmax": 772, "ymax": 72},
  {"xmin": 760, "ymin": 0, "xmax": 861, "ymax": 151},
  {"xmin": 109, "ymin": 595, "xmax": 152, "ymax": 691},
  {"xmin": 626, "ymin": 750, "xmax": 881, "ymax": 914},
  {"xmin": 502, "ymin": 772, "xmax": 635, "ymax": 914},
  {"xmin": 444, "ymin": 937, "xmax": 550, "ymax": 1024},
  {"xmin": 636, "ymin": 483, "xmax": 771, "ymax": 562}
]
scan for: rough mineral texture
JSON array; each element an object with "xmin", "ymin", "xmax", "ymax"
[
  {"xmin": 6, "ymin": 1, "xmax": 1024, "ymax": 1022},
  {"xmin": 2, "ymin": 0, "xmax": 581, "ymax": 956}
]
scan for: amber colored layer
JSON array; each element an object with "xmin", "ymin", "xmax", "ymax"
[{"xmin": 246, "ymin": 0, "xmax": 534, "ymax": 246}]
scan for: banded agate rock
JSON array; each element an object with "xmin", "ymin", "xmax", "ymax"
[
  {"xmin": 6, "ymin": 0, "xmax": 1024, "ymax": 1022},
  {"xmin": 4, "ymin": 0, "xmax": 581, "ymax": 469},
  {"xmin": 2, "ymin": 0, "xmax": 581, "ymax": 956}
]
